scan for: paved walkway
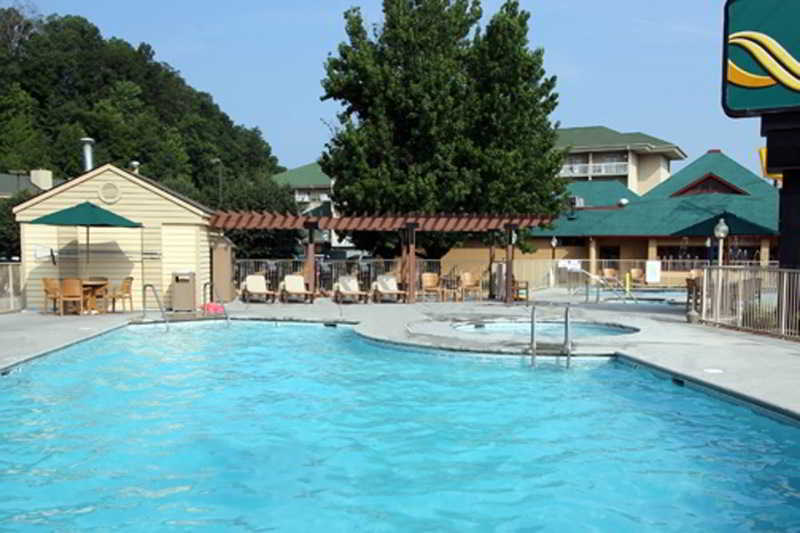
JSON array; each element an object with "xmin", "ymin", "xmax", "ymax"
[{"xmin": 2, "ymin": 294, "xmax": 800, "ymax": 421}]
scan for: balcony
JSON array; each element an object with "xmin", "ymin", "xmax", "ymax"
[{"xmin": 559, "ymin": 162, "xmax": 629, "ymax": 178}]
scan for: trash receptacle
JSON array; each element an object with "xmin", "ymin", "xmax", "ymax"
[{"xmin": 172, "ymin": 271, "xmax": 196, "ymax": 312}]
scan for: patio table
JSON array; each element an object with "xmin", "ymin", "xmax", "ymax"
[{"xmin": 81, "ymin": 279, "xmax": 108, "ymax": 313}]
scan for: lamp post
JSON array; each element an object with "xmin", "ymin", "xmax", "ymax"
[
  {"xmin": 714, "ymin": 218, "xmax": 729, "ymax": 266},
  {"xmin": 712, "ymin": 218, "xmax": 729, "ymax": 324},
  {"xmin": 550, "ymin": 236, "xmax": 558, "ymax": 288},
  {"xmin": 210, "ymin": 157, "xmax": 223, "ymax": 208}
]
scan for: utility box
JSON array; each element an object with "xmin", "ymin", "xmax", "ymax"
[{"xmin": 172, "ymin": 271, "xmax": 196, "ymax": 312}]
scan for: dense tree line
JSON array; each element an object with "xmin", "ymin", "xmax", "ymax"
[
  {"xmin": 0, "ymin": 4, "xmax": 298, "ymax": 258},
  {"xmin": 320, "ymin": 0, "xmax": 565, "ymax": 257}
]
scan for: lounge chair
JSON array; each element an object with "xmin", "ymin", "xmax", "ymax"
[
  {"xmin": 110, "ymin": 277, "xmax": 134, "ymax": 312},
  {"xmin": 241, "ymin": 274, "xmax": 276, "ymax": 303},
  {"xmin": 420, "ymin": 272, "xmax": 445, "ymax": 302},
  {"xmin": 372, "ymin": 274, "xmax": 407, "ymax": 303},
  {"xmin": 459, "ymin": 271, "xmax": 482, "ymax": 301},
  {"xmin": 630, "ymin": 268, "xmax": 645, "ymax": 286},
  {"xmin": 333, "ymin": 275, "xmax": 369, "ymax": 303},
  {"xmin": 279, "ymin": 274, "xmax": 315, "ymax": 303}
]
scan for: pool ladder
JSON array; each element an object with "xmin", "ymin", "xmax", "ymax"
[
  {"xmin": 530, "ymin": 304, "xmax": 571, "ymax": 368},
  {"xmin": 142, "ymin": 283, "xmax": 169, "ymax": 331}
]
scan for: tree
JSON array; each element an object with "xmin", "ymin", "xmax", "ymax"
[
  {"xmin": 212, "ymin": 176, "xmax": 300, "ymax": 258},
  {"xmin": 0, "ymin": 189, "xmax": 35, "ymax": 259},
  {"xmin": 320, "ymin": 0, "xmax": 566, "ymax": 258},
  {"xmin": 0, "ymin": 82, "xmax": 49, "ymax": 171}
]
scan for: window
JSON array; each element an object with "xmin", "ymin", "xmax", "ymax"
[{"xmin": 593, "ymin": 151, "xmax": 628, "ymax": 164}]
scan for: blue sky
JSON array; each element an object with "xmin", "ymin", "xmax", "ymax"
[{"xmin": 33, "ymin": 1, "xmax": 764, "ymax": 175}]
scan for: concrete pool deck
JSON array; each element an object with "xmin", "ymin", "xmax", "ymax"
[{"xmin": 1, "ymin": 293, "xmax": 800, "ymax": 422}]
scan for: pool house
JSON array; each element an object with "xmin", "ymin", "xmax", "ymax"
[{"xmin": 13, "ymin": 164, "xmax": 221, "ymax": 312}]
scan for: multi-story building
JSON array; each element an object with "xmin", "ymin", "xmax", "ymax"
[{"xmin": 556, "ymin": 126, "xmax": 687, "ymax": 195}]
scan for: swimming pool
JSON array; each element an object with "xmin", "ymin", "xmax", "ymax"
[
  {"xmin": 453, "ymin": 320, "xmax": 637, "ymax": 338},
  {"xmin": 1, "ymin": 322, "xmax": 799, "ymax": 531}
]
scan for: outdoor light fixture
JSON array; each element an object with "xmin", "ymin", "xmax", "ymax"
[
  {"xmin": 550, "ymin": 236, "xmax": 558, "ymax": 260},
  {"xmin": 714, "ymin": 218, "xmax": 730, "ymax": 266}
]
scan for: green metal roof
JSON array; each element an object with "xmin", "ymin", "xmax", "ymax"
[
  {"xmin": 556, "ymin": 126, "xmax": 686, "ymax": 159},
  {"xmin": 531, "ymin": 190, "xmax": 777, "ymax": 238},
  {"xmin": 566, "ymin": 181, "xmax": 639, "ymax": 207},
  {"xmin": 644, "ymin": 150, "xmax": 777, "ymax": 198},
  {"xmin": 271, "ymin": 163, "xmax": 331, "ymax": 189}
]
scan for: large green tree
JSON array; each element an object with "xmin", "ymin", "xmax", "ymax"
[
  {"xmin": 320, "ymin": 0, "xmax": 566, "ymax": 258},
  {"xmin": 0, "ymin": 189, "xmax": 35, "ymax": 259},
  {"xmin": 0, "ymin": 5, "xmax": 297, "ymax": 257}
]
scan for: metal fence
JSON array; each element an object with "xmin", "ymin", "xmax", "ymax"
[
  {"xmin": 0, "ymin": 262, "xmax": 22, "ymax": 313},
  {"xmin": 702, "ymin": 266, "xmax": 787, "ymax": 336},
  {"xmin": 235, "ymin": 258, "xmax": 495, "ymax": 299}
]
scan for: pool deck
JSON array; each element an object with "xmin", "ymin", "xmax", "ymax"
[{"xmin": 2, "ymin": 291, "xmax": 800, "ymax": 422}]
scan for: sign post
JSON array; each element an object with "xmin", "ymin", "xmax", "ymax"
[{"xmin": 723, "ymin": 0, "xmax": 800, "ymax": 268}]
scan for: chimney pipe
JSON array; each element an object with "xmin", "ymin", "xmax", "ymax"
[
  {"xmin": 130, "ymin": 161, "xmax": 141, "ymax": 174},
  {"xmin": 80, "ymin": 137, "xmax": 95, "ymax": 172}
]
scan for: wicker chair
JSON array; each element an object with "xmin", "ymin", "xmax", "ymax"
[
  {"xmin": 60, "ymin": 278, "xmax": 84, "ymax": 315},
  {"xmin": 110, "ymin": 277, "xmax": 134, "ymax": 312}
]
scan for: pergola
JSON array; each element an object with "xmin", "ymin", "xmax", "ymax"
[{"xmin": 211, "ymin": 212, "xmax": 554, "ymax": 303}]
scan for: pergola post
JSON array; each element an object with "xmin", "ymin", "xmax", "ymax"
[
  {"xmin": 304, "ymin": 221, "xmax": 318, "ymax": 295},
  {"xmin": 505, "ymin": 224, "xmax": 517, "ymax": 304},
  {"xmin": 407, "ymin": 223, "xmax": 417, "ymax": 304}
]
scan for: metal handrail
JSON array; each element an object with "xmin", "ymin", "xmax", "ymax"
[
  {"xmin": 202, "ymin": 281, "xmax": 230, "ymax": 327},
  {"xmin": 142, "ymin": 283, "xmax": 169, "ymax": 331}
]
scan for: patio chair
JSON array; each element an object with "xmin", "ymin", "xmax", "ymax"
[
  {"xmin": 601, "ymin": 268, "xmax": 619, "ymax": 282},
  {"xmin": 333, "ymin": 275, "xmax": 369, "ymax": 304},
  {"xmin": 110, "ymin": 277, "xmax": 134, "ymax": 312},
  {"xmin": 89, "ymin": 276, "xmax": 110, "ymax": 313},
  {"xmin": 42, "ymin": 277, "xmax": 62, "ymax": 314},
  {"xmin": 372, "ymin": 274, "xmax": 407, "ymax": 303},
  {"xmin": 459, "ymin": 271, "xmax": 482, "ymax": 301},
  {"xmin": 60, "ymin": 278, "xmax": 84, "ymax": 315},
  {"xmin": 420, "ymin": 272, "xmax": 445, "ymax": 302},
  {"xmin": 279, "ymin": 274, "xmax": 315, "ymax": 303},
  {"xmin": 630, "ymin": 268, "xmax": 645, "ymax": 286},
  {"xmin": 241, "ymin": 274, "xmax": 276, "ymax": 303},
  {"xmin": 512, "ymin": 276, "xmax": 530, "ymax": 301}
]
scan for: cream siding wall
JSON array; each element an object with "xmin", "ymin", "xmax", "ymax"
[
  {"xmin": 161, "ymin": 225, "xmax": 203, "ymax": 310},
  {"xmin": 16, "ymin": 167, "xmax": 211, "ymax": 311},
  {"xmin": 627, "ymin": 151, "xmax": 639, "ymax": 192},
  {"xmin": 197, "ymin": 227, "xmax": 211, "ymax": 306}
]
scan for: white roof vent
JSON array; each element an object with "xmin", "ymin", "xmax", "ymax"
[{"xmin": 618, "ymin": 198, "xmax": 629, "ymax": 207}]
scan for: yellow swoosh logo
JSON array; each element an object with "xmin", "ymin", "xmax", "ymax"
[{"xmin": 727, "ymin": 31, "xmax": 800, "ymax": 91}]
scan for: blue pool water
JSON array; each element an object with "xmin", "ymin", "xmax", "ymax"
[
  {"xmin": 1, "ymin": 323, "xmax": 800, "ymax": 531},
  {"xmin": 453, "ymin": 321, "xmax": 636, "ymax": 338}
]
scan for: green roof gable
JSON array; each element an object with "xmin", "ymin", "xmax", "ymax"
[
  {"xmin": 567, "ymin": 181, "xmax": 639, "ymax": 207},
  {"xmin": 556, "ymin": 126, "xmax": 685, "ymax": 159},
  {"xmin": 272, "ymin": 163, "xmax": 331, "ymax": 189},
  {"xmin": 645, "ymin": 150, "xmax": 776, "ymax": 199},
  {"xmin": 530, "ymin": 191, "xmax": 777, "ymax": 238}
]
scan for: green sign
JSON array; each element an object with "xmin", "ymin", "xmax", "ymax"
[{"xmin": 723, "ymin": 0, "xmax": 800, "ymax": 117}]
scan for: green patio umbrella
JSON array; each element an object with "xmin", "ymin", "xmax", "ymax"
[{"xmin": 29, "ymin": 201, "xmax": 142, "ymax": 263}]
